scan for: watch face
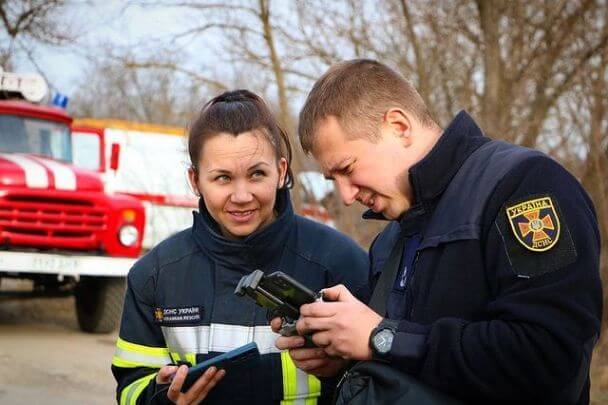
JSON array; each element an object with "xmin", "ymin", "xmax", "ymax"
[{"xmin": 373, "ymin": 329, "xmax": 394, "ymax": 354}]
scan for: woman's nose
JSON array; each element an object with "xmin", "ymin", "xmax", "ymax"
[{"xmin": 230, "ymin": 183, "xmax": 254, "ymax": 203}]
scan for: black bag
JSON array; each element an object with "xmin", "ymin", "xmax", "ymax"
[
  {"xmin": 336, "ymin": 360, "xmax": 463, "ymax": 405},
  {"xmin": 335, "ymin": 235, "xmax": 464, "ymax": 404}
]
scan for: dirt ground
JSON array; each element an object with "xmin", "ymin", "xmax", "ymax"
[{"xmin": 0, "ymin": 280, "xmax": 117, "ymax": 405}]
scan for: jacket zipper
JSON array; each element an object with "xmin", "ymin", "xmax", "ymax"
[{"xmin": 406, "ymin": 250, "xmax": 421, "ymax": 320}]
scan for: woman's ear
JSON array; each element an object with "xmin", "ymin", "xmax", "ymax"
[
  {"xmin": 277, "ymin": 157, "xmax": 288, "ymax": 188},
  {"xmin": 187, "ymin": 167, "xmax": 201, "ymax": 197}
]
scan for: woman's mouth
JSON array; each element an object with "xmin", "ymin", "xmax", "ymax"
[{"xmin": 227, "ymin": 209, "xmax": 257, "ymax": 223}]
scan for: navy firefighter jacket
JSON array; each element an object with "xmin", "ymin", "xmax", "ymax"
[
  {"xmin": 111, "ymin": 189, "xmax": 370, "ymax": 405},
  {"xmin": 365, "ymin": 111, "xmax": 602, "ymax": 404}
]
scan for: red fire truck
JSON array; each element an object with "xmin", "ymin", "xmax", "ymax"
[{"xmin": 0, "ymin": 70, "xmax": 145, "ymax": 333}]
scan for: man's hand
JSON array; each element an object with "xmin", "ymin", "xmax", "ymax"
[
  {"xmin": 297, "ymin": 284, "xmax": 383, "ymax": 360},
  {"xmin": 271, "ymin": 318, "xmax": 348, "ymax": 377},
  {"xmin": 156, "ymin": 364, "xmax": 225, "ymax": 404}
]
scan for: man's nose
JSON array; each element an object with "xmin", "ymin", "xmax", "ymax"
[{"xmin": 335, "ymin": 177, "xmax": 358, "ymax": 206}]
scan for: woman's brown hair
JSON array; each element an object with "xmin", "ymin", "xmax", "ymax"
[{"xmin": 188, "ymin": 89, "xmax": 293, "ymax": 188}]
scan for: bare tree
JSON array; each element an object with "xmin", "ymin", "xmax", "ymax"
[
  {"xmin": 0, "ymin": 0, "xmax": 72, "ymax": 70},
  {"xmin": 70, "ymin": 53, "xmax": 207, "ymax": 127}
]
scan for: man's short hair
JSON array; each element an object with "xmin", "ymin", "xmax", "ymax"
[{"xmin": 298, "ymin": 59, "xmax": 435, "ymax": 153}]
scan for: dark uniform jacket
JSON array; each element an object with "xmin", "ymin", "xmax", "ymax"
[
  {"xmin": 365, "ymin": 111, "xmax": 602, "ymax": 404},
  {"xmin": 111, "ymin": 190, "xmax": 370, "ymax": 405}
]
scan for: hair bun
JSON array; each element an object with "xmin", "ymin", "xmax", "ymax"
[{"xmin": 214, "ymin": 89, "xmax": 258, "ymax": 103}]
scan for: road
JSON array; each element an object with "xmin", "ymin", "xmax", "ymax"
[{"xmin": 0, "ymin": 280, "xmax": 118, "ymax": 405}]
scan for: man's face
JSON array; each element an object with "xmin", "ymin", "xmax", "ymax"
[{"xmin": 312, "ymin": 116, "xmax": 414, "ymax": 220}]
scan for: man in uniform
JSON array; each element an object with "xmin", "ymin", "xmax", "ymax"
[{"xmin": 275, "ymin": 59, "xmax": 602, "ymax": 403}]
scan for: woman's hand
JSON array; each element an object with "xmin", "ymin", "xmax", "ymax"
[{"xmin": 156, "ymin": 364, "xmax": 225, "ymax": 404}]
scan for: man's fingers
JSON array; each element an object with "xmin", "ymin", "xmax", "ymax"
[
  {"xmin": 319, "ymin": 284, "xmax": 354, "ymax": 302},
  {"xmin": 296, "ymin": 316, "xmax": 334, "ymax": 335},
  {"xmin": 311, "ymin": 330, "xmax": 332, "ymax": 349},
  {"xmin": 288, "ymin": 347, "xmax": 327, "ymax": 361},
  {"xmin": 295, "ymin": 358, "xmax": 330, "ymax": 372},
  {"xmin": 299, "ymin": 301, "xmax": 339, "ymax": 318},
  {"xmin": 275, "ymin": 335, "xmax": 305, "ymax": 350}
]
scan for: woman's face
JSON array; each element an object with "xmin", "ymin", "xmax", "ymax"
[{"xmin": 189, "ymin": 131, "xmax": 287, "ymax": 239}]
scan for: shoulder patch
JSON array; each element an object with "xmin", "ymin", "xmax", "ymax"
[
  {"xmin": 506, "ymin": 196, "xmax": 560, "ymax": 252},
  {"xmin": 497, "ymin": 194, "xmax": 577, "ymax": 278}
]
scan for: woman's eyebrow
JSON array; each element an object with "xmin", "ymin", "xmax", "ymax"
[
  {"xmin": 207, "ymin": 168, "xmax": 231, "ymax": 174},
  {"xmin": 247, "ymin": 162, "xmax": 271, "ymax": 170},
  {"xmin": 207, "ymin": 162, "xmax": 271, "ymax": 174}
]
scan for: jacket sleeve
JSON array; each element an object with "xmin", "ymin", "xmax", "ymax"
[
  {"xmin": 385, "ymin": 156, "xmax": 602, "ymax": 403},
  {"xmin": 111, "ymin": 252, "xmax": 173, "ymax": 405},
  {"xmin": 323, "ymin": 231, "xmax": 372, "ymax": 304}
]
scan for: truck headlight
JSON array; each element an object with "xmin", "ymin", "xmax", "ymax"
[{"xmin": 118, "ymin": 225, "xmax": 139, "ymax": 247}]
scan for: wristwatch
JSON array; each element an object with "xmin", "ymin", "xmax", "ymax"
[{"xmin": 369, "ymin": 318, "xmax": 399, "ymax": 361}]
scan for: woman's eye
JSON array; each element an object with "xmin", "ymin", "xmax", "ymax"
[
  {"xmin": 251, "ymin": 170, "xmax": 266, "ymax": 179},
  {"xmin": 215, "ymin": 175, "xmax": 230, "ymax": 183}
]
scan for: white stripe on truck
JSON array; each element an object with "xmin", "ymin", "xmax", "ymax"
[
  {"xmin": 0, "ymin": 152, "xmax": 48, "ymax": 188},
  {"xmin": 30, "ymin": 155, "xmax": 77, "ymax": 190}
]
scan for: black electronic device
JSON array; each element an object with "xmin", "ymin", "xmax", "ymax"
[{"xmin": 234, "ymin": 270, "xmax": 321, "ymax": 337}]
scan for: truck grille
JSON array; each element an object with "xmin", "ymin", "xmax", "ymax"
[{"xmin": 0, "ymin": 195, "xmax": 108, "ymax": 250}]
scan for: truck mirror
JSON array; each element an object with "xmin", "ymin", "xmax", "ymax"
[{"xmin": 110, "ymin": 143, "xmax": 120, "ymax": 171}]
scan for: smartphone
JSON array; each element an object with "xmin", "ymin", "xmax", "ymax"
[{"xmin": 180, "ymin": 342, "xmax": 260, "ymax": 393}]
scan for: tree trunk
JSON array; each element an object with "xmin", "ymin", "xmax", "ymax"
[
  {"xmin": 476, "ymin": 0, "xmax": 504, "ymax": 138},
  {"xmin": 259, "ymin": 0, "xmax": 305, "ymax": 210}
]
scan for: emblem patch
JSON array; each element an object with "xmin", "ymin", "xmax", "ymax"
[
  {"xmin": 154, "ymin": 306, "xmax": 204, "ymax": 325},
  {"xmin": 506, "ymin": 196, "xmax": 560, "ymax": 252}
]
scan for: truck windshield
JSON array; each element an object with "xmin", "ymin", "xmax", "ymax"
[{"xmin": 0, "ymin": 114, "xmax": 72, "ymax": 162}]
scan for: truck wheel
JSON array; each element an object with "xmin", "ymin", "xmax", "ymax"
[{"xmin": 75, "ymin": 276, "xmax": 125, "ymax": 333}]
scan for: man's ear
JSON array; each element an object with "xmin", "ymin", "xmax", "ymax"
[
  {"xmin": 384, "ymin": 108, "xmax": 413, "ymax": 142},
  {"xmin": 187, "ymin": 167, "xmax": 201, "ymax": 197},
  {"xmin": 277, "ymin": 157, "xmax": 288, "ymax": 188}
]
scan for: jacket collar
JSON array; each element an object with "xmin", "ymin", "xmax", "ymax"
[
  {"xmin": 363, "ymin": 111, "xmax": 489, "ymax": 226},
  {"xmin": 191, "ymin": 188, "xmax": 294, "ymax": 268}
]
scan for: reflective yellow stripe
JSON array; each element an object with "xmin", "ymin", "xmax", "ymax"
[
  {"xmin": 281, "ymin": 351, "xmax": 298, "ymax": 402},
  {"xmin": 117, "ymin": 337, "xmax": 169, "ymax": 357},
  {"xmin": 185, "ymin": 353, "xmax": 197, "ymax": 366},
  {"xmin": 280, "ymin": 352, "xmax": 321, "ymax": 403},
  {"xmin": 113, "ymin": 338, "xmax": 171, "ymax": 368},
  {"xmin": 306, "ymin": 373, "xmax": 321, "ymax": 404},
  {"xmin": 119, "ymin": 373, "xmax": 156, "ymax": 405},
  {"xmin": 171, "ymin": 352, "xmax": 182, "ymax": 362}
]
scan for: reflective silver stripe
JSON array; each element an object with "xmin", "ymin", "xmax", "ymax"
[
  {"xmin": 0, "ymin": 153, "xmax": 48, "ymax": 188},
  {"xmin": 114, "ymin": 346, "xmax": 172, "ymax": 368},
  {"xmin": 161, "ymin": 323, "xmax": 281, "ymax": 355},
  {"xmin": 33, "ymin": 156, "xmax": 77, "ymax": 190},
  {"xmin": 295, "ymin": 367, "xmax": 311, "ymax": 399}
]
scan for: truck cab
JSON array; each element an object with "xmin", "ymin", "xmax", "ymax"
[{"xmin": 0, "ymin": 70, "xmax": 145, "ymax": 333}]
